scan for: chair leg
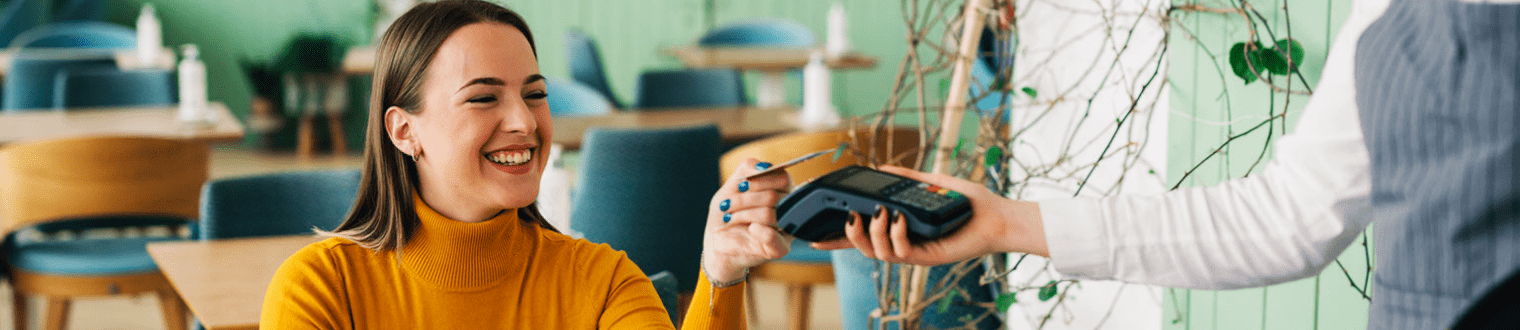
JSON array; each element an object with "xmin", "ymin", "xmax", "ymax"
[
  {"xmin": 296, "ymin": 115, "xmax": 315, "ymax": 159},
  {"xmin": 327, "ymin": 114, "xmax": 347, "ymax": 156},
  {"xmin": 43, "ymin": 297, "xmax": 70, "ymax": 330},
  {"xmin": 158, "ymin": 289, "xmax": 188, "ymax": 330},
  {"xmin": 12, "ymin": 288, "xmax": 27, "ymax": 330},
  {"xmin": 745, "ymin": 284, "xmax": 758, "ymax": 327},
  {"xmin": 786, "ymin": 284, "xmax": 811, "ymax": 330}
]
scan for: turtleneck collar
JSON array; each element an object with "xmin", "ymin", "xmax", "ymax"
[{"xmin": 400, "ymin": 194, "xmax": 535, "ymax": 291}]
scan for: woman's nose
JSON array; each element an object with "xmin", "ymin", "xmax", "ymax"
[{"xmin": 499, "ymin": 96, "xmax": 537, "ymax": 134}]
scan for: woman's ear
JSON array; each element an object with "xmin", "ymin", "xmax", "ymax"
[{"xmin": 385, "ymin": 106, "xmax": 418, "ymax": 157}]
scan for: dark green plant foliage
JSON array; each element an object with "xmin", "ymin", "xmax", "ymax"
[
  {"xmin": 1229, "ymin": 38, "xmax": 1303, "ymax": 84},
  {"xmin": 1038, "ymin": 280, "xmax": 1059, "ymax": 302}
]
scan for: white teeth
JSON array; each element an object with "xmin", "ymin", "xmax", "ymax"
[{"xmin": 487, "ymin": 149, "xmax": 533, "ymax": 166}]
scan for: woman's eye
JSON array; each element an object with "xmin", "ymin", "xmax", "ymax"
[
  {"xmin": 525, "ymin": 91, "xmax": 548, "ymax": 100},
  {"xmin": 468, "ymin": 95, "xmax": 498, "ymax": 103}
]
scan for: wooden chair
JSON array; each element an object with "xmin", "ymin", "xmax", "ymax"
[
  {"xmin": 720, "ymin": 127, "xmax": 920, "ymax": 330},
  {"xmin": 0, "ymin": 136, "xmax": 209, "ymax": 330}
]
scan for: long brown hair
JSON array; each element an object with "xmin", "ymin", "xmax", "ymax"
[{"xmin": 320, "ymin": 0, "xmax": 558, "ymax": 253}]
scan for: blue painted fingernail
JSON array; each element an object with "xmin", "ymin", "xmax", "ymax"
[
  {"xmin": 738, "ymin": 181, "xmax": 750, "ymax": 192},
  {"xmin": 723, "ymin": 213, "xmax": 732, "ymax": 223},
  {"xmin": 756, "ymin": 162, "xmax": 772, "ymax": 170},
  {"xmin": 719, "ymin": 199, "xmax": 731, "ymax": 212}
]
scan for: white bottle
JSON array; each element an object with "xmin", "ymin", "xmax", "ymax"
[
  {"xmin": 826, "ymin": 2, "xmax": 850, "ymax": 57},
  {"xmin": 800, "ymin": 51, "xmax": 840, "ymax": 130},
  {"xmin": 178, "ymin": 44, "xmax": 210, "ymax": 124},
  {"xmin": 136, "ymin": 4, "xmax": 161, "ymax": 68}
]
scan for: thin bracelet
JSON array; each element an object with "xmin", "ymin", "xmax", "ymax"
[{"xmin": 702, "ymin": 255, "xmax": 748, "ymax": 289}]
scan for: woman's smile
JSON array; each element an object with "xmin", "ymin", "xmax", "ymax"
[{"xmin": 483, "ymin": 143, "xmax": 537, "ymax": 174}]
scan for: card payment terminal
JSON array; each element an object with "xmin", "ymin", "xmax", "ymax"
[{"xmin": 775, "ymin": 165, "xmax": 973, "ymax": 242}]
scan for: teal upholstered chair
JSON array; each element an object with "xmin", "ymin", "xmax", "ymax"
[
  {"xmin": 3, "ymin": 54, "xmax": 115, "ymax": 111},
  {"xmin": 198, "ymin": 170, "xmax": 362, "ymax": 240},
  {"xmin": 633, "ymin": 69, "xmax": 746, "ymax": 109},
  {"xmin": 698, "ymin": 19, "xmax": 817, "ymax": 48},
  {"xmin": 565, "ymin": 30, "xmax": 624, "ymax": 109},
  {"xmin": 547, "ymin": 77, "xmax": 614, "ymax": 117},
  {"xmin": 0, "ymin": 136, "xmax": 207, "ymax": 330},
  {"xmin": 647, "ymin": 270, "xmax": 681, "ymax": 324},
  {"xmin": 0, "ymin": 0, "xmax": 50, "ymax": 47},
  {"xmin": 570, "ymin": 124, "xmax": 721, "ymax": 291},
  {"xmin": 10, "ymin": 21, "xmax": 136, "ymax": 49},
  {"xmin": 54, "ymin": 68, "xmax": 177, "ymax": 109}
]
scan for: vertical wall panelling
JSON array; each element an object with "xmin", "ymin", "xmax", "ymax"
[{"xmin": 1164, "ymin": 0, "xmax": 1365, "ymax": 329}]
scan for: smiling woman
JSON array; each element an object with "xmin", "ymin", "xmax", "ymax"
[{"xmin": 258, "ymin": 1, "xmax": 793, "ymax": 329}]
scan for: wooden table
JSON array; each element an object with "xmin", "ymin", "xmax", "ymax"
[
  {"xmin": 663, "ymin": 46, "xmax": 877, "ymax": 72},
  {"xmin": 551, "ymin": 106, "xmax": 801, "ymax": 150},
  {"xmin": 664, "ymin": 46, "xmax": 878, "ymax": 107},
  {"xmin": 0, "ymin": 102, "xmax": 245, "ymax": 145},
  {"xmin": 147, "ymin": 235, "xmax": 326, "ymax": 330},
  {"xmin": 342, "ymin": 45, "xmax": 375, "ymax": 76},
  {"xmin": 0, "ymin": 47, "xmax": 176, "ymax": 76}
]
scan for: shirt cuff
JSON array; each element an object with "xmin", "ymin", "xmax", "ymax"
[{"xmin": 1038, "ymin": 198, "xmax": 1114, "ymax": 280}]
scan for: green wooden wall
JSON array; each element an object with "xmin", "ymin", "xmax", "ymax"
[
  {"xmin": 98, "ymin": 0, "xmax": 918, "ymax": 146},
  {"xmin": 1164, "ymin": 0, "xmax": 1373, "ymax": 329},
  {"xmin": 90, "ymin": 0, "xmax": 1374, "ymax": 327}
]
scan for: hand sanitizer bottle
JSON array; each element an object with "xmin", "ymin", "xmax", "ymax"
[
  {"xmin": 178, "ymin": 44, "xmax": 209, "ymax": 125},
  {"xmin": 136, "ymin": 4, "xmax": 161, "ymax": 68}
]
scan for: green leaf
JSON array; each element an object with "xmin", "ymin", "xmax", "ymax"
[
  {"xmin": 958, "ymin": 315, "xmax": 974, "ymax": 323},
  {"xmin": 985, "ymin": 146, "xmax": 1003, "ymax": 168},
  {"xmin": 1021, "ymin": 86, "xmax": 1038, "ymax": 98},
  {"xmin": 832, "ymin": 143, "xmax": 848, "ymax": 162},
  {"xmin": 1275, "ymin": 38, "xmax": 1305, "ymax": 73},
  {"xmin": 939, "ymin": 78, "xmax": 950, "ymax": 98},
  {"xmin": 952, "ymin": 139, "xmax": 965, "ymax": 162},
  {"xmin": 937, "ymin": 290, "xmax": 958, "ymax": 313},
  {"xmin": 1228, "ymin": 42, "xmax": 1256, "ymax": 85},
  {"xmin": 1256, "ymin": 41, "xmax": 1290, "ymax": 75},
  {"xmin": 1038, "ymin": 281, "xmax": 1059, "ymax": 302},
  {"xmin": 995, "ymin": 292, "xmax": 1019, "ymax": 311}
]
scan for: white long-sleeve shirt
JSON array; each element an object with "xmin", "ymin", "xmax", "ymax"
[{"xmin": 1038, "ymin": 0, "xmax": 1392, "ymax": 290}]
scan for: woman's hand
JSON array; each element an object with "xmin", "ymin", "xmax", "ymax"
[
  {"xmin": 701, "ymin": 158, "xmax": 793, "ymax": 284},
  {"xmin": 810, "ymin": 165, "xmax": 1049, "ymax": 265}
]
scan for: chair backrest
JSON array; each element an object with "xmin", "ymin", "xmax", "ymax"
[
  {"xmin": 54, "ymin": 67, "xmax": 177, "ymax": 109},
  {"xmin": 720, "ymin": 127, "xmax": 922, "ymax": 185},
  {"xmin": 0, "ymin": 136, "xmax": 209, "ymax": 234},
  {"xmin": 647, "ymin": 270, "xmax": 680, "ymax": 325},
  {"xmin": 564, "ymin": 30, "xmax": 623, "ymax": 109},
  {"xmin": 699, "ymin": 19, "xmax": 817, "ymax": 48},
  {"xmin": 969, "ymin": 52, "xmax": 1011, "ymax": 123},
  {"xmin": 0, "ymin": 0, "xmax": 51, "ymax": 47},
  {"xmin": 633, "ymin": 68, "xmax": 746, "ymax": 109},
  {"xmin": 570, "ymin": 124, "xmax": 721, "ymax": 289},
  {"xmin": 10, "ymin": 21, "xmax": 136, "ymax": 49},
  {"xmin": 3, "ymin": 54, "xmax": 115, "ymax": 111},
  {"xmin": 198, "ymin": 170, "xmax": 362, "ymax": 240},
  {"xmin": 53, "ymin": 0, "xmax": 105, "ymax": 22},
  {"xmin": 546, "ymin": 77, "xmax": 613, "ymax": 117}
]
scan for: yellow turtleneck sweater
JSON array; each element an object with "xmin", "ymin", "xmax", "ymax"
[{"xmin": 259, "ymin": 197, "xmax": 745, "ymax": 329}]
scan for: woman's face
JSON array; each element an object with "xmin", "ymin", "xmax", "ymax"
[{"xmin": 389, "ymin": 22, "xmax": 551, "ymax": 219}]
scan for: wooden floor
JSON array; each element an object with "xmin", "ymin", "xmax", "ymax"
[{"xmin": 0, "ymin": 145, "xmax": 842, "ymax": 330}]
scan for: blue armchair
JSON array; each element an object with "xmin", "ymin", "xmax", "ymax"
[
  {"xmin": 570, "ymin": 124, "xmax": 721, "ymax": 291},
  {"xmin": 565, "ymin": 30, "xmax": 624, "ymax": 109},
  {"xmin": 198, "ymin": 170, "xmax": 362, "ymax": 240},
  {"xmin": 633, "ymin": 69, "xmax": 746, "ymax": 109},
  {"xmin": 54, "ymin": 68, "xmax": 177, "ymax": 108}
]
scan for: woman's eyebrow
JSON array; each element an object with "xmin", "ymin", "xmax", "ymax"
[
  {"xmin": 524, "ymin": 74, "xmax": 545, "ymax": 85},
  {"xmin": 458, "ymin": 77, "xmax": 506, "ymax": 92}
]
